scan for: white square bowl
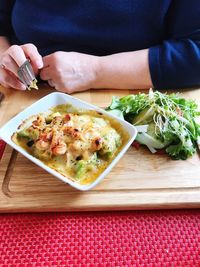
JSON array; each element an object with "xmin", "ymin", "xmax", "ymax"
[{"xmin": 0, "ymin": 92, "xmax": 137, "ymax": 191}]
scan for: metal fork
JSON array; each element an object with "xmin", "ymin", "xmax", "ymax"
[{"xmin": 17, "ymin": 60, "xmax": 38, "ymax": 90}]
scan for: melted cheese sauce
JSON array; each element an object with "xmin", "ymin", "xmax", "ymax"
[{"xmin": 13, "ymin": 105, "xmax": 129, "ymax": 185}]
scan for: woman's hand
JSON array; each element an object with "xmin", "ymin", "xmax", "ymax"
[
  {"xmin": 40, "ymin": 50, "xmax": 152, "ymax": 93},
  {"xmin": 40, "ymin": 51, "xmax": 100, "ymax": 93},
  {"xmin": 0, "ymin": 43, "xmax": 43, "ymax": 90}
]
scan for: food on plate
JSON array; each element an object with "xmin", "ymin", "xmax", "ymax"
[
  {"xmin": 106, "ymin": 89, "xmax": 200, "ymax": 160},
  {"xmin": 12, "ymin": 104, "xmax": 128, "ymax": 184}
]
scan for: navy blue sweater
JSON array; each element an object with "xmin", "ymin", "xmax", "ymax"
[{"xmin": 0, "ymin": 0, "xmax": 200, "ymax": 89}]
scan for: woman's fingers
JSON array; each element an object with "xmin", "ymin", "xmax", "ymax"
[
  {"xmin": 43, "ymin": 54, "xmax": 56, "ymax": 68},
  {"xmin": 0, "ymin": 54, "xmax": 19, "ymax": 76},
  {"xmin": 7, "ymin": 45, "xmax": 27, "ymax": 67},
  {"xmin": 0, "ymin": 43, "xmax": 43, "ymax": 90},
  {"xmin": 40, "ymin": 66, "xmax": 51, "ymax": 80},
  {"xmin": 0, "ymin": 69, "xmax": 26, "ymax": 90},
  {"xmin": 1, "ymin": 44, "xmax": 43, "ymax": 76},
  {"xmin": 21, "ymin": 43, "xmax": 43, "ymax": 74},
  {"xmin": 5, "ymin": 77, "xmax": 26, "ymax": 90},
  {"xmin": 40, "ymin": 55, "xmax": 53, "ymax": 80},
  {"xmin": 48, "ymin": 79, "xmax": 55, "ymax": 88}
]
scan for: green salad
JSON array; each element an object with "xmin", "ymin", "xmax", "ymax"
[{"xmin": 106, "ymin": 90, "xmax": 200, "ymax": 160}]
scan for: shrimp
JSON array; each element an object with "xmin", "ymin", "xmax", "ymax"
[
  {"xmin": 32, "ymin": 115, "xmax": 45, "ymax": 128},
  {"xmin": 91, "ymin": 137, "xmax": 103, "ymax": 151},
  {"xmin": 52, "ymin": 142, "xmax": 67, "ymax": 155},
  {"xmin": 35, "ymin": 140, "xmax": 50, "ymax": 150},
  {"xmin": 63, "ymin": 126, "xmax": 83, "ymax": 140}
]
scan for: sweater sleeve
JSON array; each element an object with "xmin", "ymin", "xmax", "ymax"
[
  {"xmin": 149, "ymin": 0, "xmax": 200, "ymax": 89},
  {"xmin": 0, "ymin": 0, "xmax": 15, "ymax": 37}
]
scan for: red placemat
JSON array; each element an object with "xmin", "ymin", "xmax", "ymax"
[
  {"xmin": 0, "ymin": 210, "xmax": 200, "ymax": 266},
  {"xmin": 0, "ymin": 140, "xmax": 6, "ymax": 161}
]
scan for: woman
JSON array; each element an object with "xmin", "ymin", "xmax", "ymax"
[{"xmin": 0, "ymin": 0, "xmax": 199, "ymax": 93}]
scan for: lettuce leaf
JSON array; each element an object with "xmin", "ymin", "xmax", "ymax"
[{"xmin": 106, "ymin": 90, "xmax": 200, "ymax": 160}]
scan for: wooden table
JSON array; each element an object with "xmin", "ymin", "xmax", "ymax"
[{"xmin": 0, "ymin": 85, "xmax": 200, "ymax": 212}]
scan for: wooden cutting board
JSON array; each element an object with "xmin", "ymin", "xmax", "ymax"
[{"xmin": 0, "ymin": 85, "xmax": 200, "ymax": 212}]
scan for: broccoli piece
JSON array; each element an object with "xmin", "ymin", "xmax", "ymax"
[{"xmin": 17, "ymin": 129, "xmax": 30, "ymax": 139}]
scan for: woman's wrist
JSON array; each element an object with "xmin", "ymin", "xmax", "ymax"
[
  {"xmin": 93, "ymin": 55, "xmax": 112, "ymax": 89},
  {"xmin": 94, "ymin": 50, "xmax": 152, "ymax": 89}
]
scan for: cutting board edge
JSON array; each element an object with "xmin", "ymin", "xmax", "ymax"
[{"xmin": 1, "ymin": 189, "xmax": 200, "ymax": 213}]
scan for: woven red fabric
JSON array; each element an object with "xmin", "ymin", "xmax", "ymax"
[{"xmin": 0, "ymin": 210, "xmax": 199, "ymax": 266}]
